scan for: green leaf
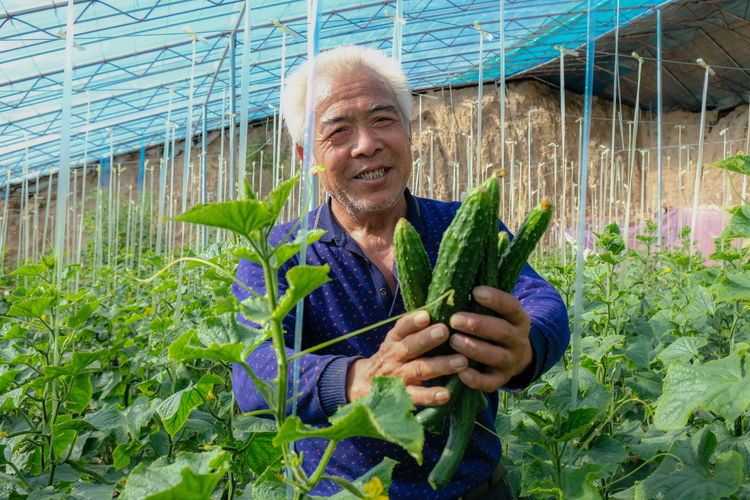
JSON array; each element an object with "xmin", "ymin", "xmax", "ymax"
[
  {"xmin": 624, "ymin": 371, "xmax": 662, "ymax": 400},
  {"xmin": 150, "ymin": 317, "xmax": 174, "ymax": 333},
  {"xmin": 9, "ymin": 263, "xmax": 49, "ymax": 277},
  {"xmin": 69, "ymin": 482, "xmax": 117, "ymax": 500},
  {"xmin": 721, "ymin": 205, "xmax": 750, "ymax": 239},
  {"xmin": 233, "ymin": 415, "xmax": 283, "ymax": 476},
  {"xmin": 0, "ymin": 388, "xmax": 22, "ymax": 411},
  {"xmin": 51, "ymin": 416, "xmax": 88, "ymax": 460},
  {"xmin": 169, "ymin": 313, "xmax": 267, "ymax": 364},
  {"xmin": 252, "ymin": 468, "xmax": 288, "ymax": 500},
  {"xmin": 0, "ymin": 324, "xmax": 25, "ymax": 340},
  {"xmin": 582, "ymin": 335, "xmax": 624, "ymax": 361},
  {"xmin": 577, "ymin": 435, "xmax": 628, "ymax": 473},
  {"xmin": 240, "ymin": 296, "xmax": 274, "ymax": 325},
  {"xmin": 271, "ymin": 229, "xmax": 326, "ymax": 269},
  {"xmin": 329, "ymin": 458, "xmax": 399, "ymax": 500},
  {"xmin": 712, "ymin": 153, "xmax": 750, "ymax": 176},
  {"xmin": 44, "ymin": 350, "xmax": 106, "ymax": 381},
  {"xmin": 713, "ymin": 270, "xmax": 750, "ymax": 303},
  {"xmin": 84, "ymin": 396, "xmax": 159, "ymax": 442},
  {"xmin": 655, "ymin": 337, "xmax": 707, "ymax": 367},
  {"xmin": 157, "ymin": 374, "xmax": 224, "ymax": 436},
  {"xmin": 680, "ymin": 286, "xmax": 716, "ymax": 320},
  {"xmin": 0, "ymin": 369, "xmax": 21, "ymax": 393},
  {"xmin": 555, "ymin": 407, "xmax": 603, "ymax": 442},
  {"xmin": 648, "ymin": 309, "xmax": 675, "ymax": 342},
  {"xmin": 273, "ymin": 265, "xmax": 331, "ymax": 320},
  {"xmin": 521, "ymin": 458, "xmax": 559, "ymax": 498},
  {"xmin": 654, "ymin": 353, "xmax": 750, "ymax": 430},
  {"xmin": 274, "ymin": 377, "xmax": 424, "ymax": 464},
  {"xmin": 172, "ymin": 200, "xmax": 275, "ymax": 237},
  {"xmin": 263, "ymin": 173, "xmax": 298, "ymax": 218},
  {"xmin": 120, "ymin": 449, "xmax": 230, "ymax": 500},
  {"xmin": 634, "ymin": 427, "xmax": 743, "ymax": 500},
  {"xmin": 114, "ymin": 441, "xmax": 145, "ymax": 470},
  {"xmin": 67, "ymin": 298, "xmax": 104, "ymax": 330},
  {"xmin": 8, "ymin": 295, "xmax": 56, "ymax": 319},
  {"xmin": 564, "ymin": 463, "xmax": 603, "ymax": 500},
  {"xmin": 621, "ymin": 338, "xmax": 651, "ymax": 368},
  {"xmin": 64, "ymin": 373, "xmax": 93, "ymax": 414}
]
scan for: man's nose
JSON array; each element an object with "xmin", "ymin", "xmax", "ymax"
[{"xmin": 351, "ymin": 125, "xmax": 382, "ymax": 157}]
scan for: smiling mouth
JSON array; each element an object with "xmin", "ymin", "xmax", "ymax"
[{"xmin": 356, "ymin": 167, "xmax": 388, "ymax": 180}]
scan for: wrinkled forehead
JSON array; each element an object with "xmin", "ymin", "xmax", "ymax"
[{"xmin": 315, "ymin": 67, "xmax": 398, "ymax": 113}]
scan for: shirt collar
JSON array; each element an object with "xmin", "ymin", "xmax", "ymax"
[{"xmin": 315, "ymin": 187, "xmax": 425, "ymax": 245}]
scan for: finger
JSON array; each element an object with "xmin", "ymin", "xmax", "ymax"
[
  {"xmin": 402, "ymin": 354, "xmax": 468, "ymax": 382},
  {"xmin": 405, "ymin": 385, "xmax": 453, "ymax": 407},
  {"xmin": 449, "ymin": 334, "xmax": 514, "ymax": 367},
  {"xmin": 390, "ymin": 310, "xmax": 431, "ymax": 342},
  {"xmin": 398, "ymin": 323, "xmax": 449, "ymax": 359},
  {"xmin": 449, "ymin": 311, "xmax": 516, "ymax": 345},
  {"xmin": 458, "ymin": 366, "xmax": 509, "ymax": 393},
  {"xmin": 472, "ymin": 286, "xmax": 529, "ymax": 326}
]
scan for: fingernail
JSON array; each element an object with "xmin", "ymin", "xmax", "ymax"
[
  {"xmin": 415, "ymin": 310, "xmax": 430, "ymax": 326},
  {"xmin": 473, "ymin": 287, "xmax": 491, "ymax": 301},
  {"xmin": 450, "ymin": 314, "xmax": 468, "ymax": 329},
  {"xmin": 460, "ymin": 370, "xmax": 474, "ymax": 382},
  {"xmin": 436, "ymin": 391, "xmax": 449, "ymax": 402},
  {"xmin": 430, "ymin": 326, "xmax": 445, "ymax": 340},
  {"xmin": 451, "ymin": 355, "xmax": 467, "ymax": 369},
  {"xmin": 451, "ymin": 334, "xmax": 466, "ymax": 348}
]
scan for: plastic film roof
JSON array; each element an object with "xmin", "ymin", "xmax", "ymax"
[{"xmin": 0, "ymin": 0, "xmax": 673, "ymax": 181}]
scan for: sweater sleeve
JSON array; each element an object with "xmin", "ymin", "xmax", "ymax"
[{"xmin": 231, "ymin": 252, "xmax": 353, "ymax": 426}]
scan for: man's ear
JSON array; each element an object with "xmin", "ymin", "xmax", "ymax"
[{"xmin": 296, "ymin": 144, "xmax": 320, "ymax": 175}]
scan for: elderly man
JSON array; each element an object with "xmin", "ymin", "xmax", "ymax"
[{"xmin": 232, "ymin": 45, "xmax": 569, "ymax": 500}]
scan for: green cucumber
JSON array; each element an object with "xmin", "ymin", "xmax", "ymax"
[
  {"xmin": 471, "ymin": 178, "xmax": 500, "ymax": 316},
  {"xmin": 424, "ymin": 184, "xmax": 492, "ymax": 357},
  {"xmin": 416, "ymin": 179, "xmax": 497, "ymax": 432},
  {"xmin": 394, "ymin": 218, "xmax": 432, "ymax": 311},
  {"xmin": 497, "ymin": 198, "xmax": 553, "ymax": 294},
  {"xmin": 497, "ymin": 231, "xmax": 510, "ymax": 263},
  {"xmin": 428, "ymin": 386, "xmax": 485, "ymax": 491},
  {"xmin": 421, "ymin": 198, "xmax": 554, "ymax": 489}
]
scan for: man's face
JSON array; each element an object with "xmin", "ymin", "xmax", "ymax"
[{"xmin": 311, "ymin": 69, "xmax": 412, "ymax": 216}]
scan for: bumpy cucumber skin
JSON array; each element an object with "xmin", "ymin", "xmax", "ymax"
[
  {"xmin": 424, "ymin": 185, "xmax": 492, "ymax": 357},
  {"xmin": 428, "ymin": 387, "xmax": 485, "ymax": 491},
  {"xmin": 417, "ymin": 178, "xmax": 499, "ymax": 433},
  {"xmin": 421, "ymin": 197, "xmax": 554, "ymax": 488},
  {"xmin": 497, "ymin": 231, "xmax": 510, "ymax": 263},
  {"xmin": 472, "ymin": 178, "xmax": 500, "ymax": 317},
  {"xmin": 394, "ymin": 218, "xmax": 432, "ymax": 312},
  {"xmin": 497, "ymin": 198, "xmax": 553, "ymax": 294}
]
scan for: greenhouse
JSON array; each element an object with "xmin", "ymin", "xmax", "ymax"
[{"xmin": 1, "ymin": 0, "xmax": 750, "ymax": 498}]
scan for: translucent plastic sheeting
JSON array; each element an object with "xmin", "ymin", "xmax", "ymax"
[{"xmin": 0, "ymin": 0, "xmax": 673, "ymax": 180}]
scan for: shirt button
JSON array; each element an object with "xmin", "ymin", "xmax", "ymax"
[{"xmin": 379, "ymin": 288, "xmax": 387, "ymax": 296}]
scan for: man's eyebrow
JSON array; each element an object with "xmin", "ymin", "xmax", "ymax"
[
  {"xmin": 368, "ymin": 104, "xmax": 399, "ymax": 114},
  {"xmin": 320, "ymin": 115, "xmax": 348, "ymax": 128}
]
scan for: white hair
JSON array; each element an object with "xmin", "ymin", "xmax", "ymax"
[{"xmin": 282, "ymin": 45, "xmax": 412, "ymax": 146}]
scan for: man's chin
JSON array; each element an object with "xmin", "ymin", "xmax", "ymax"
[{"xmin": 332, "ymin": 190, "xmax": 404, "ymax": 217}]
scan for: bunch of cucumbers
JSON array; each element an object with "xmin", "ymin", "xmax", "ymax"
[{"xmin": 394, "ymin": 175, "xmax": 553, "ymax": 490}]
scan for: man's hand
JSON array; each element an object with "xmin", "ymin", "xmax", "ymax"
[
  {"xmin": 448, "ymin": 286, "xmax": 534, "ymax": 392},
  {"xmin": 346, "ymin": 310, "xmax": 468, "ymax": 406}
]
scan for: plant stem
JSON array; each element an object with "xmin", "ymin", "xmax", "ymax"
[
  {"xmin": 321, "ymin": 475, "xmax": 367, "ymax": 499},
  {"xmin": 307, "ymin": 440, "xmax": 338, "ymax": 490}
]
